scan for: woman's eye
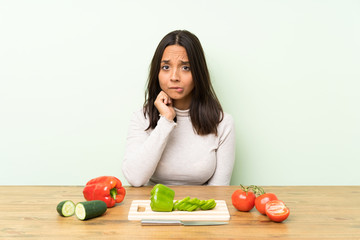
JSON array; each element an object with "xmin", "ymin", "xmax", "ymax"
[
  {"xmin": 161, "ymin": 65, "xmax": 170, "ymax": 70},
  {"xmin": 182, "ymin": 66, "xmax": 191, "ymax": 71}
]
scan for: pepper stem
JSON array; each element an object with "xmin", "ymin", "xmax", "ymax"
[{"xmin": 110, "ymin": 188, "xmax": 117, "ymax": 200}]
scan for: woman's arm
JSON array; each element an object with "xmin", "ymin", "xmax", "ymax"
[
  {"xmin": 207, "ymin": 114, "xmax": 236, "ymax": 185},
  {"xmin": 122, "ymin": 111, "xmax": 176, "ymax": 187}
]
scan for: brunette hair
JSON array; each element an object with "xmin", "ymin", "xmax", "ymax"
[{"xmin": 143, "ymin": 30, "xmax": 223, "ymax": 135}]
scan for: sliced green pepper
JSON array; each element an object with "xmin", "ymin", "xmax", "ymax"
[{"xmin": 150, "ymin": 184, "xmax": 175, "ymax": 212}]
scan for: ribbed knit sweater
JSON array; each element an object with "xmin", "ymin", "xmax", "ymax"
[{"xmin": 122, "ymin": 108, "xmax": 236, "ymax": 187}]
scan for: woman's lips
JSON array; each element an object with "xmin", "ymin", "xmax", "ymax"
[{"xmin": 169, "ymin": 87, "xmax": 184, "ymax": 93}]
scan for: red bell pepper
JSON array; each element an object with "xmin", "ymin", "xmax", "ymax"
[{"xmin": 83, "ymin": 176, "xmax": 126, "ymax": 208}]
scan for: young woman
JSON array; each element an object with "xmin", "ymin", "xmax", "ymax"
[{"xmin": 122, "ymin": 30, "xmax": 235, "ymax": 186}]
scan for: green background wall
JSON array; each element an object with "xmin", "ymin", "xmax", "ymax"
[{"xmin": 1, "ymin": 0, "xmax": 359, "ymax": 185}]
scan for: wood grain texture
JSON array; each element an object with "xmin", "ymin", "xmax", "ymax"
[{"xmin": 0, "ymin": 185, "xmax": 360, "ymax": 239}]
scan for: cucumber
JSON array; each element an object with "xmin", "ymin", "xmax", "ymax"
[
  {"xmin": 75, "ymin": 200, "xmax": 107, "ymax": 220},
  {"xmin": 57, "ymin": 200, "xmax": 75, "ymax": 217}
]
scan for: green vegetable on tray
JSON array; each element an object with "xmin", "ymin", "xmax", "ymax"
[
  {"xmin": 150, "ymin": 184, "xmax": 175, "ymax": 212},
  {"xmin": 173, "ymin": 197, "xmax": 216, "ymax": 211},
  {"xmin": 150, "ymin": 184, "xmax": 216, "ymax": 212}
]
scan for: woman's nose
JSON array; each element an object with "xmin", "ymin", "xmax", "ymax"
[{"xmin": 170, "ymin": 69, "xmax": 179, "ymax": 81}]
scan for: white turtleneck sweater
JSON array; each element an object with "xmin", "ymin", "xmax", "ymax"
[{"xmin": 122, "ymin": 108, "xmax": 236, "ymax": 187}]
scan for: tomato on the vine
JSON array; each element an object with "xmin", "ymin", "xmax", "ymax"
[
  {"xmin": 253, "ymin": 186, "xmax": 278, "ymax": 215},
  {"xmin": 231, "ymin": 185, "xmax": 256, "ymax": 212},
  {"xmin": 265, "ymin": 200, "xmax": 290, "ymax": 222}
]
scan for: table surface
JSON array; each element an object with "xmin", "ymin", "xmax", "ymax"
[{"xmin": 1, "ymin": 185, "xmax": 359, "ymax": 239}]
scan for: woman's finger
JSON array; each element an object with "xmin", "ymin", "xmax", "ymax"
[{"xmin": 166, "ymin": 96, "xmax": 172, "ymax": 106}]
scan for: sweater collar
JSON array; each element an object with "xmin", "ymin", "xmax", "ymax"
[{"xmin": 174, "ymin": 107, "xmax": 190, "ymax": 117}]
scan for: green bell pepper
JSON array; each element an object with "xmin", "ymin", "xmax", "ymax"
[{"xmin": 150, "ymin": 184, "xmax": 175, "ymax": 212}]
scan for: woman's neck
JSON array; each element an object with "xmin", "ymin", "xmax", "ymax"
[{"xmin": 173, "ymin": 96, "xmax": 191, "ymax": 110}]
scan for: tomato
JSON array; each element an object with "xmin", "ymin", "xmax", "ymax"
[
  {"xmin": 231, "ymin": 186, "xmax": 256, "ymax": 212},
  {"xmin": 265, "ymin": 200, "xmax": 290, "ymax": 222},
  {"xmin": 255, "ymin": 192, "xmax": 278, "ymax": 215}
]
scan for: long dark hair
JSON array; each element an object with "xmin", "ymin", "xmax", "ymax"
[{"xmin": 143, "ymin": 30, "xmax": 223, "ymax": 135}]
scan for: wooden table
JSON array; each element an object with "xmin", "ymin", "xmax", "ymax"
[{"xmin": 0, "ymin": 185, "xmax": 359, "ymax": 239}]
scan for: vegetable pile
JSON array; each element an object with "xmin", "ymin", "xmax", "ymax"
[
  {"xmin": 231, "ymin": 185, "xmax": 290, "ymax": 223},
  {"xmin": 150, "ymin": 184, "xmax": 216, "ymax": 212},
  {"xmin": 56, "ymin": 176, "xmax": 126, "ymax": 221},
  {"xmin": 56, "ymin": 178, "xmax": 290, "ymax": 223}
]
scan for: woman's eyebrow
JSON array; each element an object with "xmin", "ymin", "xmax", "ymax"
[{"xmin": 160, "ymin": 60, "xmax": 190, "ymax": 65}]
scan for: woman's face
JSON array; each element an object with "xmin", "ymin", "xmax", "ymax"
[{"xmin": 158, "ymin": 45, "xmax": 194, "ymax": 110}]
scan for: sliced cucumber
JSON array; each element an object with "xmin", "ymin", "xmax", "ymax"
[
  {"xmin": 57, "ymin": 200, "xmax": 75, "ymax": 217},
  {"xmin": 75, "ymin": 200, "xmax": 107, "ymax": 221}
]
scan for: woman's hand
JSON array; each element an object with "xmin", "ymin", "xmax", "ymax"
[{"xmin": 154, "ymin": 91, "xmax": 176, "ymax": 121}]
